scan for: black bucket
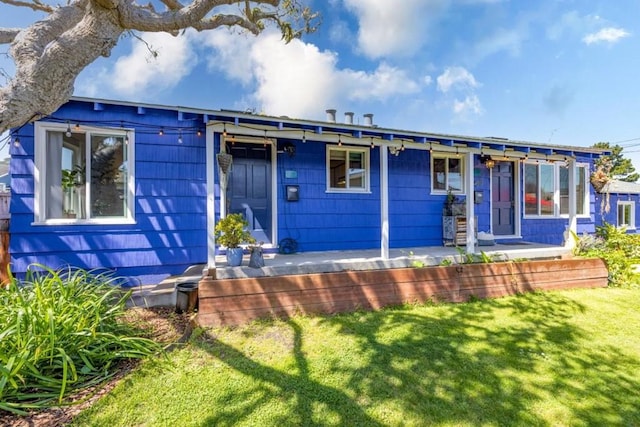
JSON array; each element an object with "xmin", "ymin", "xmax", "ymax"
[{"xmin": 175, "ymin": 281, "xmax": 199, "ymax": 314}]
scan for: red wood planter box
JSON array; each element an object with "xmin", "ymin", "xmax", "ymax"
[{"xmin": 197, "ymin": 258, "xmax": 608, "ymax": 327}]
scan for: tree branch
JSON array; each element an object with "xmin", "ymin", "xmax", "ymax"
[
  {"xmin": 117, "ymin": 0, "xmax": 278, "ymax": 33},
  {"xmin": 0, "ymin": 0, "xmax": 53, "ymax": 13},
  {"xmin": 0, "ymin": 29, "xmax": 21, "ymax": 45}
]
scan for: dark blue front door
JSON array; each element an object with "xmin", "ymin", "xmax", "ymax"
[
  {"xmin": 228, "ymin": 144, "xmax": 272, "ymax": 244},
  {"xmin": 492, "ymin": 161, "xmax": 515, "ymax": 236}
]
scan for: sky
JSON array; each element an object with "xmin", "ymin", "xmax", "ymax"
[{"xmin": 2, "ymin": 0, "xmax": 640, "ymax": 169}]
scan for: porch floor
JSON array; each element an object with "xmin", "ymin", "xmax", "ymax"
[
  {"xmin": 213, "ymin": 242, "xmax": 571, "ymax": 280},
  {"xmin": 129, "ymin": 242, "xmax": 572, "ymax": 308}
]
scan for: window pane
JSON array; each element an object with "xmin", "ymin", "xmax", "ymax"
[
  {"xmin": 433, "ymin": 158, "xmax": 446, "ymax": 190},
  {"xmin": 348, "ymin": 151, "xmax": 365, "ymax": 189},
  {"xmin": 576, "ymin": 167, "xmax": 586, "ymax": 215},
  {"xmin": 524, "ymin": 164, "xmax": 538, "ymax": 215},
  {"xmin": 329, "ymin": 149, "xmax": 346, "ymax": 188},
  {"xmin": 540, "ymin": 164, "xmax": 554, "ymax": 215},
  {"xmin": 46, "ymin": 131, "xmax": 87, "ymax": 219},
  {"xmin": 559, "ymin": 167, "xmax": 569, "ymax": 215},
  {"xmin": 90, "ymin": 134, "xmax": 127, "ymax": 217},
  {"xmin": 448, "ymin": 158, "xmax": 462, "ymax": 191}
]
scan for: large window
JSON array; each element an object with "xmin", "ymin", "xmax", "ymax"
[
  {"xmin": 327, "ymin": 146, "xmax": 370, "ymax": 192},
  {"xmin": 432, "ymin": 155, "xmax": 464, "ymax": 193},
  {"xmin": 35, "ymin": 123, "xmax": 134, "ymax": 223},
  {"xmin": 524, "ymin": 162, "xmax": 588, "ymax": 217},
  {"xmin": 617, "ymin": 201, "xmax": 635, "ymax": 229}
]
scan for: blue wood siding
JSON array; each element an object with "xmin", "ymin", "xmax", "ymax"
[
  {"xmin": 9, "ymin": 100, "xmax": 208, "ymax": 285},
  {"xmin": 8, "ymin": 99, "xmax": 603, "ymax": 285},
  {"xmin": 595, "ymin": 192, "xmax": 640, "ymax": 232},
  {"xmin": 276, "ymin": 140, "xmax": 381, "ymax": 252}
]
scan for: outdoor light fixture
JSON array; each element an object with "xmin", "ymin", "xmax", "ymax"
[
  {"xmin": 65, "ymin": 121, "xmax": 72, "ymax": 137},
  {"xmin": 178, "ymin": 131, "xmax": 183, "ymax": 144},
  {"xmin": 479, "ymin": 155, "xmax": 495, "ymax": 169},
  {"xmin": 302, "ymin": 130, "xmax": 306, "ymax": 143},
  {"xmin": 159, "ymin": 128, "xmax": 164, "ymax": 136}
]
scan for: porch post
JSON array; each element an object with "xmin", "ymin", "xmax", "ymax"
[
  {"xmin": 205, "ymin": 127, "xmax": 217, "ymax": 274},
  {"xmin": 380, "ymin": 145, "xmax": 389, "ymax": 259},
  {"xmin": 566, "ymin": 159, "xmax": 577, "ymax": 248},
  {"xmin": 465, "ymin": 151, "xmax": 476, "ymax": 253}
]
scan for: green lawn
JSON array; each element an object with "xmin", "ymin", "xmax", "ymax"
[{"xmin": 73, "ymin": 288, "xmax": 640, "ymax": 426}]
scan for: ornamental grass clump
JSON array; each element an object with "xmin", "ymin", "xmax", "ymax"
[{"xmin": 0, "ymin": 265, "xmax": 161, "ymax": 415}]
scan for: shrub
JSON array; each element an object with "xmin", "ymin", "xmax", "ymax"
[
  {"xmin": 573, "ymin": 223, "xmax": 640, "ymax": 288},
  {"xmin": 0, "ymin": 266, "xmax": 161, "ymax": 415}
]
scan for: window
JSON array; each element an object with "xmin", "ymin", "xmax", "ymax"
[
  {"xmin": 617, "ymin": 201, "xmax": 635, "ymax": 229},
  {"xmin": 432, "ymin": 155, "xmax": 464, "ymax": 193},
  {"xmin": 327, "ymin": 146, "xmax": 369, "ymax": 192},
  {"xmin": 35, "ymin": 122, "xmax": 134, "ymax": 223},
  {"xmin": 524, "ymin": 162, "xmax": 589, "ymax": 217}
]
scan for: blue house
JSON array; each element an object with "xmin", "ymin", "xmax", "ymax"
[
  {"xmin": 595, "ymin": 180, "xmax": 640, "ymax": 232},
  {"xmin": 8, "ymin": 97, "xmax": 607, "ymax": 285}
]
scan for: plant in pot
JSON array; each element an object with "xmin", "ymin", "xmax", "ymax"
[
  {"xmin": 61, "ymin": 165, "xmax": 84, "ymax": 218},
  {"xmin": 214, "ymin": 213, "xmax": 256, "ymax": 266}
]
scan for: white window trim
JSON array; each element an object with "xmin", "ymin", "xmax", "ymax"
[
  {"xmin": 573, "ymin": 162, "xmax": 590, "ymax": 218},
  {"xmin": 326, "ymin": 145, "xmax": 371, "ymax": 193},
  {"xmin": 33, "ymin": 121, "xmax": 136, "ymax": 225},
  {"xmin": 431, "ymin": 153, "xmax": 465, "ymax": 195},
  {"xmin": 617, "ymin": 201, "xmax": 636, "ymax": 230},
  {"xmin": 523, "ymin": 161, "xmax": 590, "ymax": 219}
]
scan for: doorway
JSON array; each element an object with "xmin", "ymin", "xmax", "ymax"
[
  {"xmin": 492, "ymin": 161, "xmax": 516, "ymax": 236},
  {"xmin": 227, "ymin": 142, "xmax": 273, "ymax": 244}
]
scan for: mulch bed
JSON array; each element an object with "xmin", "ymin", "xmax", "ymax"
[{"xmin": 0, "ymin": 307, "xmax": 193, "ymax": 427}]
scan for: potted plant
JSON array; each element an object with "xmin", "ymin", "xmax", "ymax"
[
  {"xmin": 61, "ymin": 165, "xmax": 84, "ymax": 218},
  {"xmin": 214, "ymin": 213, "xmax": 256, "ymax": 266}
]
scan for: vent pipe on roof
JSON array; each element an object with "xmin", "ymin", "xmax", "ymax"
[
  {"xmin": 363, "ymin": 113, "xmax": 374, "ymax": 126},
  {"xmin": 344, "ymin": 112, "xmax": 354, "ymax": 125},
  {"xmin": 326, "ymin": 109, "xmax": 336, "ymax": 123}
]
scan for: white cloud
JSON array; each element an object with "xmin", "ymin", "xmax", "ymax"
[
  {"xmin": 583, "ymin": 27, "xmax": 630, "ymax": 45},
  {"xmin": 436, "ymin": 67, "xmax": 479, "ymax": 93},
  {"xmin": 343, "ymin": 0, "xmax": 447, "ymax": 58},
  {"xmin": 344, "ymin": 63, "xmax": 420, "ymax": 101},
  {"xmin": 108, "ymin": 32, "xmax": 197, "ymax": 95},
  {"xmin": 200, "ymin": 30, "xmax": 422, "ymax": 118},
  {"xmin": 453, "ymin": 94, "xmax": 483, "ymax": 116},
  {"xmin": 473, "ymin": 28, "xmax": 524, "ymax": 60}
]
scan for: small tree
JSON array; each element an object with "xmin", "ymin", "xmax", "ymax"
[{"xmin": 592, "ymin": 142, "xmax": 639, "ymax": 182}]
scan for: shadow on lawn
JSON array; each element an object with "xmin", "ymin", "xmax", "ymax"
[{"xmin": 194, "ymin": 291, "xmax": 640, "ymax": 426}]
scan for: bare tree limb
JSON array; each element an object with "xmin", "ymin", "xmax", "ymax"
[
  {"xmin": 0, "ymin": 0, "xmax": 320, "ymax": 133},
  {"xmin": 0, "ymin": 0, "xmax": 54, "ymax": 12},
  {"xmin": 0, "ymin": 29, "xmax": 21, "ymax": 45}
]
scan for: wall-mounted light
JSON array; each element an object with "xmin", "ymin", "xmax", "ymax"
[
  {"xmin": 178, "ymin": 131, "xmax": 183, "ymax": 144},
  {"xmin": 13, "ymin": 136, "xmax": 20, "ymax": 147},
  {"xmin": 65, "ymin": 121, "xmax": 72, "ymax": 137},
  {"xmin": 302, "ymin": 130, "xmax": 306, "ymax": 143},
  {"xmin": 197, "ymin": 129, "xmax": 202, "ymax": 137},
  {"xmin": 479, "ymin": 155, "xmax": 495, "ymax": 169},
  {"xmin": 159, "ymin": 128, "xmax": 164, "ymax": 136},
  {"xmin": 338, "ymin": 134, "xmax": 342, "ymax": 147}
]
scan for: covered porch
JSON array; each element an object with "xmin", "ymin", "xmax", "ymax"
[{"xmin": 211, "ymin": 241, "xmax": 572, "ymax": 280}]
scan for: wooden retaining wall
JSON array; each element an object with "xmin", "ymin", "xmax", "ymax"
[{"xmin": 197, "ymin": 258, "xmax": 609, "ymax": 327}]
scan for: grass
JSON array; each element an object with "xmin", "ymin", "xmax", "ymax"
[{"xmin": 72, "ymin": 288, "xmax": 640, "ymax": 426}]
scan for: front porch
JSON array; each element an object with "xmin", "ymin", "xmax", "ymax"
[
  {"xmin": 212, "ymin": 242, "xmax": 571, "ymax": 279},
  {"xmin": 129, "ymin": 242, "xmax": 575, "ymax": 309}
]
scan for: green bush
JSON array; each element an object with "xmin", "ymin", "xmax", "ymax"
[
  {"xmin": 0, "ymin": 266, "xmax": 161, "ymax": 415},
  {"xmin": 573, "ymin": 223, "xmax": 640, "ymax": 288}
]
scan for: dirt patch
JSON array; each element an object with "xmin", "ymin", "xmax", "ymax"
[{"xmin": 0, "ymin": 306, "xmax": 194, "ymax": 427}]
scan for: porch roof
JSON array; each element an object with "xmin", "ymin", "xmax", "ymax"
[{"xmin": 67, "ymin": 96, "xmax": 609, "ymax": 160}]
